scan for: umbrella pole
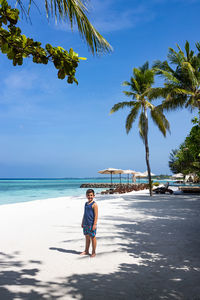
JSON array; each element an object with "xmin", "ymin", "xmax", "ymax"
[
  {"xmin": 127, "ymin": 174, "xmax": 129, "ymax": 184},
  {"xmin": 120, "ymin": 173, "xmax": 121, "ymax": 184},
  {"xmin": 111, "ymin": 172, "xmax": 113, "ymax": 185}
]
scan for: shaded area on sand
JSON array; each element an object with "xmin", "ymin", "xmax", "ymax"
[
  {"xmin": 0, "ymin": 193, "xmax": 200, "ymax": 299},
  {"xmin": 58, "ymin": 193, "xmax": 200, "ymax": 300}
]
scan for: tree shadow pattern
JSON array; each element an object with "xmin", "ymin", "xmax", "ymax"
[
  {"xmin": 0, "ymin": 193, "xmax": 200, "ymax": 299},
  {"xmin": 59, "ymin": 193, "xmax": 200, "ymax": 300}
]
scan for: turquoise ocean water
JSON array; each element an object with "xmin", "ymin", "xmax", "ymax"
[
  {"xmin": 0, "ymin": 177, "xmax": 174, "ymax": 206},
  {"xmin": 0, "ymin": 177, "xmax": 148, "ymax": 206}
]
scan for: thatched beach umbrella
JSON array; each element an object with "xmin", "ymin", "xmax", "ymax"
[
  {"xmin": 134, "ymin": 171, "xmax": 147, "ymax": 182},
  {"xmin": 135, "ymin": 171, "xmax": 146, "ymax": 177},
  {"xmin": 143, "ymin": 171, "xmax": 156, "ymax": 177},
  {"xmin": 122, "ymin": 169, "xmax": 137, "ymax": 183},
  {"xmin": 98, "ymin": 168, "xmax": 124, "ymax": 184}
]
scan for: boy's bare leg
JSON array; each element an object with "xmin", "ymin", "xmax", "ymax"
[
  {"xmin": 80, "ymin": 235, "xmax": 90, "ymax": 255},
  {"xmin": 91, "ymin": 237, "xmax": 97, "ymax": 257}
]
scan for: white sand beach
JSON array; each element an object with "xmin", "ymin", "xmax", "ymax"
[{"xmin": 0, "ymin": 189, "xmax": 200, "ymax": 299}]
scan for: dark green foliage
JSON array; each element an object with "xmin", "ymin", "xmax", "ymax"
[
  {"xmin": 155, "ymin": 174, "xmax": 171, "ymax": 179},
  {"xmin": 152, "ymin": 41, "xmax": 200, "ymax": 122},
  {"xmin": 0, "ymin": 0, "xmax": 86, "ymax": 84},
  {"xmin": 169, "ymin": 124, "xmax": 200, "ymax": 179},
  {"xmin": 169, "ymin": 149, "xmax": 182, "ymax": 174}
]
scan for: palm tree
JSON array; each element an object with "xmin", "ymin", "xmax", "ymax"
[
  {"xmin": 169, "ymin": 149, "xmax": 180, "ymax": 174},
  {"xmin": 110, "ymin": 62, "xmax": 170, "ymax": 196},
  {"xmin": 16, "ymin": 0, "xmax": 112, "ymax": 55},
  {"xmin": 151, "ymin": 41, "xmax": 200, "ymax": 124}
]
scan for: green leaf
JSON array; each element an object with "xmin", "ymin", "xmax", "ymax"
[
  {"xmin": 0, "ymin": 0, "xmax": 82, "ymax": 85},
  {"xmin": 58, "ymin": 68, "xmax": 65, "ymax": 79}
]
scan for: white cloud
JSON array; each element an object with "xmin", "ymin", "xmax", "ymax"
[
  {"xmin": 55, "ymin": 0, "xmax": 154, "ymax": 33},
  {"xmin": 54, "ymin": 0, "xmax": 200, "ymax": 34},
  {"xmin": 91, "ymin": 5, "xmax": 154, "ymax": 33},
  {"xmin": 153, "ymin": 0, "xmax": 200, "ymax": 3},
  {"xmin": 4, "ymin": 70, "xmax": 37, "ymax": 90}
]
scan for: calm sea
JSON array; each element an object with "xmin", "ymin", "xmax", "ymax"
[
  {"xmin": 0, "ymin": 177, "xmax": 147, "ymax": 206},
  {"xmin": 0, "ymin": 177, "xmax": 179, "ymax": 206}
]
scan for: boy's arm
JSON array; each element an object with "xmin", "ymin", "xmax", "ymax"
[
  {"xmin": 81, "ymin": 214, "xmax": 84, "ymax": 228},
  {"xmin": 92, "ymin": 203, "xmax": 98, "ymax": 231},
  {"xmin": 81, "ymin": 203, "xmax": 86, "ymax": 227}
]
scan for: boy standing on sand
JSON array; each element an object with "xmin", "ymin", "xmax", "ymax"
[{"xmin": 81, "ymin": 189, "xmax": 98, "ymax": 257}]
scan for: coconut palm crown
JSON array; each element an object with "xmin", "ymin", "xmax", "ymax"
[
  {"xmin": 151, "ymin": 41, "xmax": 200, "ymax": 123},
  {"xmin": 110, "ymin": 62, "xmax": 170, "ymax": 196}
]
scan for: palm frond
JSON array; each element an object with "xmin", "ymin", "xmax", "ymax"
[
  {"xmin": 181, "ymin": 62, "xmax": 198, "ymax": 87},
  {"xmin": 123, "ymin": 91, "xmax": 137, "ymax": 98},
  {"xmin": 196, "ymin": 41, "xmax": 200, "ymax": 53},
  {"xmin": 185, "ymin": 40, "xmax": 190, "ymax": 60},
  {"xmin": 173, "ymin": 88, "xmax": 195, "ymax": 96},
  {"xmin": 125, "ymin": 103, "xmax": 140, "ymax": 133},
  {"xmin": 130, "ymin": 77, "xmax": 141, "ymax": 93},
  {"xmin": 184, "ymin": 40, "xmax": 195, "ymax": 62},
  {"xmin": 139, "ymin": 61, "xmax": 149, "ymax": 72},
  {"xmin": 122, "ymin": 81, "xmax": 131, "ymax": 87},
  {"xmin": 15, "ymin": 0, "xmax": 32, "ymax": 20},
  {"xmin": 153, "ymin": 60, "xmax": 176, "ymax": 80},
  {"xmin": 151, "ymin": 42, "xmax": 200, "ymax": 119},
  {"xmin": 148, "ymin": 87, "xmax": 169, "ymax": 100},
  {"xmin": 110, "ymin": 101, "xmax": 136, "ymax": 114},
  {"xmin": 176, "ymin": 44, "xmax": 185, "ymax": 58},
  {"xmin": 185, "ymin": 96, "xmax": 200, "ymax": 110},
  {"xmin": 150, "ymin": 107, "xmax": 170, "ymax": 136},
  {"xmin": 167, "ymin": 46, "xmax": 185, "ymax": 65},
  {"xmin": 138, "ymin": 111, "xmax": 147, "ymax": 141},
  {"xmin": 154, "ymin": 68, "xmax": 180, "ymax": 84},
  {"xmin": 143, "ymin": 69, "xmax": 154, "ymax": 86},
  {"xmin": 162, "ymin": 94, "xmax": 187, "ymax": 111},
  {"xmin": 17, "ymin": 0, "xmax": 112, "ymax": 55}
]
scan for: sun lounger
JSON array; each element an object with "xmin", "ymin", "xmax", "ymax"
[
  {"xmin": 178, "ymin": 186, "xmax": 200, "ymax": 193},
  {"xmin": 153, "ymin": 182, "xmax": 173, "ymax": 194},
  {"xmin": 101, "ymin": 188, "xmax": 115, "ymax": 195}
]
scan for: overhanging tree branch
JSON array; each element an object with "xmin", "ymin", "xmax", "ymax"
[{"xmin": 0, "ymin": 0, "xmax": 86, "ymax": 84}]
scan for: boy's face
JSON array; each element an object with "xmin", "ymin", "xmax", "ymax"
[{"xmin": 86, "ymin": 192, "xmax": 95, "ymax": 202}]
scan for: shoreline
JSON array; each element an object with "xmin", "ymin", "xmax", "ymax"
[
  {"xmin": 0, "ymin": 185, "xmax": 150, "ymax": 207},
  {"xmin": 0, "ymin": 189, "xmax": 200, "ymax": 299}
]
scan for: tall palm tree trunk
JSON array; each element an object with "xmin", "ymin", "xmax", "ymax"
[
  {"xmin": 144, "ymin": 135, "xmax": 153, "ymax": 196},
  {"xmin": 198, "ymin": 104, "xmax": 200, "ymax": 126},
  {"xmin": 144, "ymin": 109, "xmax": 152, "ymax": 196}
]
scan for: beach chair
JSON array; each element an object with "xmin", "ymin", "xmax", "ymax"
[
  {"xmin": 153, "ymin": 182, "xmax": 173, "ymax": 194},
  {"xmin": 101, "ymin": 188, "xmax": 115, "ymax": 195}
]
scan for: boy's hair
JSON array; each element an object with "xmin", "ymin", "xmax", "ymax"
[{"xmin": 86, "ymin": 189, "xmax": 95, "ymax": 195}]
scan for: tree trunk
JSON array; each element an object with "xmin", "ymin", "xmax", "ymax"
[
  {"xmin": 144, "ymin": 109, "xmax": 152, "ymax": 196},
  {"xmin": 198, "ymin": 106, "xmax": 200, "ymax": 126}
]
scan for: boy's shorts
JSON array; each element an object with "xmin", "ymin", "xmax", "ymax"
[{"xmin": 83, "ymin": 225, "xmax": 97, "ymax": 237}]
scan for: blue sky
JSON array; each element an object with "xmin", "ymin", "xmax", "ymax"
[{"xmin": 0, "ymin": 0, "xmax": 199, "ymax": 178}]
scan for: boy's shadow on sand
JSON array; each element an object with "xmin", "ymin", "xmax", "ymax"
[
  {"xmin": 49, "ymin": 247, "xmax": 119, "ymax": 257},
  {"xmin": 49, "ymin": 247, "xmax": 80, "ymax": 255}
]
